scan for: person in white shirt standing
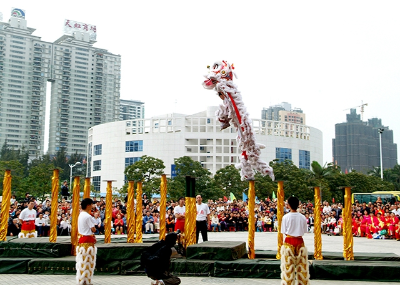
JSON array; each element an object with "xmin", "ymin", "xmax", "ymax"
[
  {"xmin": 280, "ymin": 196, "xmax": 309, "ymax": 285},
  {"xmin": 18, "ymin": 199, "xmax": 37, "ymax": 238},
  {"xmin": 196, "ymin": 195, "xmax": 210, "ymax": 243},
  {"xmin": 76, "ymin": 198, "xmax": 97, "ymax": 285},
  {"xmin": 174, "ymin": 197, "xmax": 185, "ymax": 233}
]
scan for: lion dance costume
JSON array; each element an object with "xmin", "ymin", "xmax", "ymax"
[
  {"xmin": 280, "ymin": 211, "xmax": 310, "ymax": 285},
  {"xmin": 76, "ymin": 211, "xmax": 97, "ymax": 285},
  {"xmin": 18, "ymin": 207, "xmax": 37, "ymax": 238},
  {"xmin": 202, "ymin": 60, "xmax": 274, "ymax": 181}
]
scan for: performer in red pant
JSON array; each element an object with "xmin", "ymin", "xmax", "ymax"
[
  {"xmin": 18, "ymin": 199, "xmax": 37, "ymax": 238},
  {"xmin": 174, "ymin": 197, "xmax": 185, "ymax": 233},
  {"xmin": 280, "ymin": 196, "xmax": 309, "ymax": 285}
]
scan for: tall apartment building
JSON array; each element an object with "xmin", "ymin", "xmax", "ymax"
[
  {"xmin": 119, "ymin": 99, "xmax": 144, "ymax": 120},
  {"xmin": 0, "ymin": 10, "xmax": 121, "ymax": 157},
  {"xmin": 261, "ymin": 102, "xmax": 305, "ymax": 124},
  {"xmin": 332, "ymin": 109, "xmax": 397, "ymax": 173}
]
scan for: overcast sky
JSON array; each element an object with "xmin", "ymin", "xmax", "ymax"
[{"xmin": 2, "ymin": 1, "xmax": 400, "ymax": 164}]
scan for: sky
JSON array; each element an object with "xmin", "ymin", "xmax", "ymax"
[{"xmin": 2, "ymin": 1, "xmax": 400, "ymax": 164}]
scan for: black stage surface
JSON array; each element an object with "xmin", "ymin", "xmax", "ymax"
[{"xmin": 0, "ymin": 238, "xmax": 399, "ymax": 281}]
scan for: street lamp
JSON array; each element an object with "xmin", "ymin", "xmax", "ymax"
[
  {"xmin": 69, "ymin": 162, "xmax": 81, "ymax": 189},
  {"xmin": 378, "ymin": 128, "xmax": 384, "ymax": 180}
]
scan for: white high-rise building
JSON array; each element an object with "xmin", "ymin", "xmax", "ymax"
[
  {"xmin": 0, "ymin": 9, "xmax": 121, "ymax": 157},
  {"xmin": 119, "ymin": 99, "xmax": 144, "ymax": 121}
]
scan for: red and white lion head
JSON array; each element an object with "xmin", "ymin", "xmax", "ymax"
[{"xmin": 202, "ymin": 60, "xmax": 236, "ymax": 90}]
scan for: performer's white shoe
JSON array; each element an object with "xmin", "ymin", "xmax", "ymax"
[{"xmin": 151, "ymin": 280, "xmax": 164, "ymax": 285}]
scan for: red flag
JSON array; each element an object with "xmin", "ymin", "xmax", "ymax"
[
  {"xmin": 332, "ymin": 198, "xmax": 335, "ymax": 204},
  {"xmin": 223, "ymin": 196, "xmax": 228, "ymax": 202},
  {"xmin": 345, "ymin": 168, "xmax": 348, "ymax": 174}
]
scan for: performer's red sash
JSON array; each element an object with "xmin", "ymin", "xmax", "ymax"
[
  {"xmin": 21, "ymin": 220, "xmax": 35, "ymax": 231},
  {"xmin": 78, "ymin": 235, "xmax": 97, "ymax": 244},
  {"xmin": 285, "ymin": 236, "xmax": 304, "ymax": 247},
  {"xmin": 175, "ymin": 218, "xmax": 185, "ymax": 232}
]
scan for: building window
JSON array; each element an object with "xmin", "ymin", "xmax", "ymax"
[
  {"xmin": 125, "ymin": 157, "xmax": 141, "ymax": 168},
  {"xmin": 125, "ymin": 140, "xmax": 143, "ymax": 152},
  {"xmin": 93, "ymin": 176, "xmax": 101, "ymax": 192},
  {"xmin": 276, "ymin": 147, "xmax": 292, "ymax": 162},
  {"xmin": 94, "ymin": 144, "xmax": 102, "ymax": 155},
  {"xmin": 93, "ymin": 160, "xmax": 101, "ymax": 171},
  {"xmin": 299, "ymin": 150, "xmax": 310, "ymax": 169}
]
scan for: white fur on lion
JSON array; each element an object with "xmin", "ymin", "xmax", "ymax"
[
  {"xmin": 76, "ymin": 245, "xmax": 97, "ymax": 285},
  {"xmin": 18, "ymin": 231, "xmax": 37, "ymax": 238},
  {"xmin": 280, "ymin": 245, "xmax": 310, "ymax": 285}
]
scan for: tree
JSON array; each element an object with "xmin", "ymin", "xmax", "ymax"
[
  {"xmin": 214, "ymin": 165, "xmax": 247, "ymax": 200},
  {"xmin": 124, "ymin": 155, "xmax": 165, "ymax": 197},
  {"xmin": 254, "ymin": 172, "xmax": 276, "ymax": 201},
  {"xmin": 0, "ymin": 160, "xmax": 26, "ymax": 199},
  {"xmin": 26, "ymin": 161, "xmax": 59, "ymax": 201}
]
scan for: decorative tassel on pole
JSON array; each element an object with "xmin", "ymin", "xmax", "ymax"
[
  {"xmin": 49, "ymin": 169, "xmax": 59, "ymax": 243},
  {"xmin": 159, "ymin": 174, "xmax": 167, "ymax": 241},
  {"xmin": 83, "ymin": 177, "xmax": 91, "ymax": 199},
  {"xmin": 71, "ymin": 176, "xmax": 80, "ymax": 255},
  {"xmin": 313, "ymin": 186, "xmax": 323, "ymax": 260},
  {"xmin": 0, "ymin": 170, "xmax": 11, "ymax": 241},
  {"xmin": 247, "ymin": 179, "xmax": 255, "ymax": 259},
  {"xmin": 184, "ymin": 176, "xmax": 196, "ymax": 248},
  {"xmin": 104, "ymin": 181, "xmax": 113, "ymax": 244},
  {"xmin": 276, "ymin": 180, "xmax": 284, "ymax": 260},
  {"xmin": 127, "ymin": 181, "xmax": 135, "ymax": 243},
  {"xmin": 135, "ymin": 181, "xmax": 143, "ymax": 243},
  {"xmin": 343, "ymin": 186, "xmax": 354, "ymax": 260}
]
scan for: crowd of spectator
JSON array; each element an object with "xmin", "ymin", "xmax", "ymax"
[{"xmin": 1, "ymin": 191, "xmax": 399, "ymax": 241}]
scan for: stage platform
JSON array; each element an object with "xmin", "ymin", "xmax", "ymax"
[{"xmin": 0, "ymin": 238, "xmax": 399, "ymax": 281}]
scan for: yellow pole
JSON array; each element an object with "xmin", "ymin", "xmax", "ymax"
[
  {"xmin": 343, "ymin": 187, "xmax": 354, "ymax": 260},
  {"xmin": 127, "ymin": 181, "xmax": 135, "ymax": 243},
  {"xmin": 247, "ymin": 180, "xmax": 255, "ymax": 259},
  {"xmin": 159, "ymin": 174, "xmax": 167, "ymax": 240},
  {"xmin": 276, "ymin": 181, "xmax": 284, "ymax": 259},
  {"xmin": 185, "ymin": 177, "xmax": 196, "ymax": 248},
  {"xmin": 71, "ymin": 176, "xmax": 80, "ymax": 255},
  {"xmin": 104, "ymin": 181, "xmax": 113, "ymax": 244},
  {"xmin": 314, "ymin": 186, "xmax": 323, "ymax": 260},
  {"xmin": 135, "ymin": 181, "xmax": 143, "ymax": 243},
  {"xmin": 49, "ymin": 169, "xmax": 59, "ymax": 243},
  {"xmin": 83, "ymin": 177, "xmax": 91, "ymax": 199},
  {"xmin": 0, "ymin": 170, "xmax": 11, "ymax": 241}
]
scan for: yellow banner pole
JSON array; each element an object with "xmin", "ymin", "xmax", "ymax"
[
  {"xmin": 83, "ymin": 177, "xmax": 91, "ymax": 199},
  {"xmin": 247, "ymin": 179, "xmax": 255, "ymax": 259},
  {"xmin": 185, "ymin": 177, "xmax": 197, "ymax": 248},
  {"xmin": 276, "ymin": 180, "xmax": 284, "ymax": 260},
  {"xmin": 314, "ymin": 186, "xmax": 323, "ymax": 260},
  {"xmin": 135, "ymin": 181, "xmax": 143, "ymax": 243},
  {"xmin": 127, "ymin": 181, "xmax": 135, "ymax": 243},
  {"xmin": 49, "ymin": 169, "xmax": 59, "ymax": 243},
  {"xmin": 0, "ymin": 170, "xmax": 11, "ymax": 241},
  {"xmin": 104, "ymin": 181, "xmax": 113, "ymax": 244},
  {"xmin": 343, "ymin": 186, "xmax": 354, "ymax": 260},
  {"xmin": 159, "ymin": 174, "xmax": 167, "ymax": 240},
  {"xmin": 71, "ymin": 176, "xmax": 80, "ymax": 255}
]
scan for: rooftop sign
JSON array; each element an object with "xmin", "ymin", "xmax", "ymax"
[
  {"xmin": 64, "ymin": 19, "xmax": 97, "ymax": 40},
  {"xmin": 11, "ymin": 8, "xmax": 25, "ymax": 19}
]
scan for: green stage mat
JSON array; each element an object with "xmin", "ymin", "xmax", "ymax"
[
  {"xmin": 254, "ymin": 250, "xmax": 400, "ymax": 261},
  {"xmin": 312, "ymin": 260, "xmax": 400, "ymax": 281},
  {"xmin": 186, "ymin": 241, "xmax": 246, "ymax": 261},
  {"xmin": 214, "ymin": 259, "xmax": 281, "ymax": 279},
  {"xmin": 0, "ymin": 258, "xmax": 30, "ymax": 274},
  {"xmin": 97, "ymin": 243, "xmax": 151, "ymax": 261},
  {"xmin": 0, "ymin": 238, "xmax": 71, "ymax": 258}
]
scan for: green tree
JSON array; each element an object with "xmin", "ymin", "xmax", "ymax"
[
  {"xmin": 26, "ymin": 161, "xmax": 59, "ymax": 201},
  {"xmin": 214, "ymin": 165, "xmax": 247, "ymax": 200},
  {"xmin": 0, "ymin": 160, "xmax": 26, "ymax": 199},
  {"xmin": 254, "ymin": 172, "xmax": 276, "ymax": 201}
]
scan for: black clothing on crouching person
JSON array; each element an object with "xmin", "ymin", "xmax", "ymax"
[{"xmin": 141, "ymin": 232, "xmax": 181, "ymax": 285}]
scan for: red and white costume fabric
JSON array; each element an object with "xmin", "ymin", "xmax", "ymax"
[
  {"xmin": 174, "ymin": 205, "xmax": 185, "ymax": 233},
  {"xmin": 280, "ymin": 212, "xmax": 309, "ymax": 285},
  {"xmin": 76, "ymin": 211, "xmax": 97, "ymax": 285},
  {"xmin": 19, "ymin": 208, "xmax": 37, "ymax": 238}
]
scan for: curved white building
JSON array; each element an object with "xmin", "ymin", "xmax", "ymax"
[{"xmin": 87, "ymin": 107, "xmax": 323, "ymax": 192}]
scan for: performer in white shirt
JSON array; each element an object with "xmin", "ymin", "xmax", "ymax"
[
  {"xmin": 76, "ymin": 198, "xmax": 97, "ymax": 285},
  {"xmin": 280, "ymin": 196, "xmax": 309, "ymax": 285},
  {"xmin": 196, "ymin": 195, "xmax": 210, "ymax": 243},
  {"xmin": 174, "ymin": 197, "xmax": 185, "ymax": 233},
  {"xmin": 18, "ymin": 199, "xmax": 37, "ymax": 238}
]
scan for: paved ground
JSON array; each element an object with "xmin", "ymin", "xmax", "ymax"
[{"xmin": 0, "ymin": 275, "xmax": 394, "ymax": 285}]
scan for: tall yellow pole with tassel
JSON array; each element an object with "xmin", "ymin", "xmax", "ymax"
[
  {"xmin": 49, "ymin": 169, "xmax": 59, "ymax": 243},
  {"xmin": 0, "ymin": 170, "xmax": 11, "ymax": 241},
  {"xmin": 247, "ymin": 179, "xmax": 255, "ymax": 259},
  {"xmin": 83, "ymin": 177, "xmax": 91, "ymax": 199},
  {"xmin": 343, "ymin": 186, "xmax": 354, "ymax": 260},
  {"xmin": 104, "ymin": 181, "xmax": 113, "ymax": 244},
  {"xmin": 127, "ymin": 181, "xmax": 135, "ymax": 243},
  {"xmin": 159, "ymin": 174, "xmax": 167, "ymax": 240},
  {"xmin": 135, "ymin": 181, "xmax": 143, "ymax": 243},
  {"xmin": 314, "ymin": 186, "xmax": 323, "ymax": 260},
  {"xmin": 71, "ymin": 176, "xmax": 80, "ymax": 255},
  {"xmin": 276, "ymin": 181, "xmax": 284, "ymax": 259},
  {"xmin": 184, "ymin": 176, "xmax": 196, "ymax": 248}
]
